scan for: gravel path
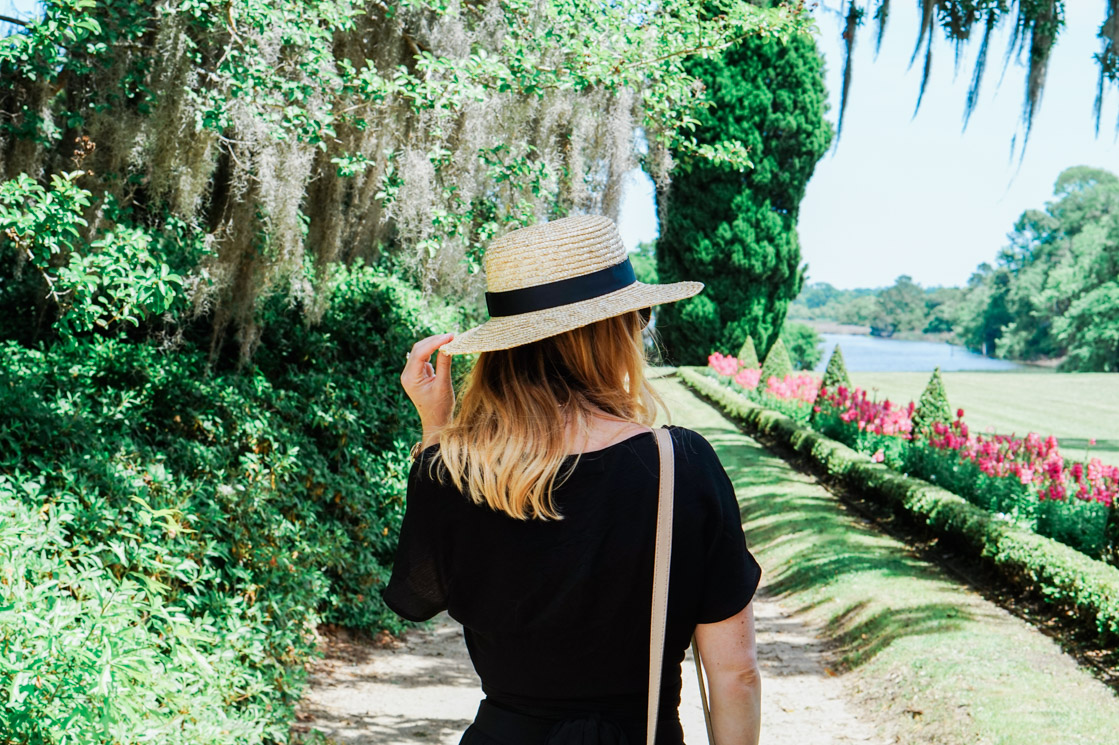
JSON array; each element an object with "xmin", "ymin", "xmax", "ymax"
[
  {"xmin": 295, "ymin": 583, "xmax": 884, "ymax": 745},
  {"xmin": 293, "ymin": 375, "xmax": 886, "ymax": 744}
]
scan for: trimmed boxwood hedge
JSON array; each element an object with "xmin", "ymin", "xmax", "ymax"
[{"xmin": 678, "ymin": 367, "xmax": 1119, "ymax": 643}]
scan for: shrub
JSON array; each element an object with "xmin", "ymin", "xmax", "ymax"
[
  {"xmin": 0, "ymin": 265, "xmax": 452, "ymax": 743},
  {"xmin": 912, "ymin": 367, "xmax": 954, "ymax": 438},
  {"xmin": 820, "ymin": 344, "xmax": 852, "ymax": 391},
  {"xmin": 780, "ymin": 321, "xmax": 822, "ymax": 370},
  {"xmin": 759, "ymin": 337, "xmax": 793, "ymax": 384},
  {"xmin": 737, "ymin": 335, "xmax": 760, "ymax": 369}
]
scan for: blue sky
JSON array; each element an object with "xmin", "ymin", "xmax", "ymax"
[
  {"xmin": 621, "ymin": 1, "xmax": 1119, "ymax": 290},
  {"xmin": 7, "ymin": 0, "xmax": 1116, "ymax": 290}
]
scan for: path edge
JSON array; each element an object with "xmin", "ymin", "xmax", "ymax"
[{"xmin": 676, "ymin": 366, "xmax": 1119, "ymax": 649}]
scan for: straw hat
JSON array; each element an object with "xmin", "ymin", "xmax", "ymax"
[{"xmin": 440, "ymin": 215, "xmax": 703, "ymax": 355}]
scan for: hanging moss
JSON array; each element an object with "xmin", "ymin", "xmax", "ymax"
[
  {"xmin": 912, "ymin": 366, "xmax": 954, "ymax": 437},
  {"xmin": 760, "ymin": 337, "xmax": 794, "ymax": 383},
  {"xmin": 835, "ymin": 1, "xmax": 1114, "ymax": 146},
  {"xmin": 0, "ymin": 0, "xmax": 796, "ymax": 357}
]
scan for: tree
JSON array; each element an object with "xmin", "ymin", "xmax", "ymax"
[
  {"xmin": 869, "ymin": 275, "xmax": 927, "ymax": 337},
  {"xmin": 0, "ymin": 0, "xmax": 801, "ymax": 359},
  {"xmin": 737, "ymin": 334, "xmax": 760, "ymax": 368},
  {"xmin": 958, "ymin": 166, "xmax": 1119, "ymax": 369},
  {"xmin": 656, "ymin": 27, "xmax": 832, "ymax": 364},
  {"xmin": 820, "ymin": 344, "xmax": 853, "ymax": 391},
  {"xmin": 781, "ymin": 321, "xmax": 823, "ymax": 370},
  {"xmin": 630, "ymin": 241, "xmax": 659, "ymax": 284},
  {"xmin": 833, "ymin": 2, "xmax": 1119, "ymax": 146}
]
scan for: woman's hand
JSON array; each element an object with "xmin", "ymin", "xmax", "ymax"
[{"xmin": 400, "ymin": 333, "xmax": 455, "ymax": 447}]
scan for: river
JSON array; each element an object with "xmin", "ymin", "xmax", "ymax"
[{"xmin": 813, "ymin": 333, "xmax": 1030, "ymax": 373}]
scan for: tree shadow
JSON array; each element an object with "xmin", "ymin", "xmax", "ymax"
[
  {"xmin": 292, "ymin": 711, "xmax": 474, "ymax": 744},
  {"xmin": 823, "ymin": 600, "xmax": 975, "ymax": 670},
  {"xmin": 1059, "ymin": 438, "xmax": 1119, "ymax": 460}
]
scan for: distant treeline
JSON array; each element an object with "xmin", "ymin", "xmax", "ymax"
[{"xmin": 790, "ymin": 166, "xmax": 1119, "ymax": 373}]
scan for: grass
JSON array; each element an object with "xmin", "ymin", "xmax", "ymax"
[
  {"xmin": 848, "ymin": 371, "xmax": 1119, "ymax": 467},
  {"xmin": 653, "ymin": 374, "xmax": 1119, "ymax": 745}
]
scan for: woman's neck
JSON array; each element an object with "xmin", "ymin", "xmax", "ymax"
[{"xmin": 562, "ymin": 409, "xmax": 650, "ymax": 455}]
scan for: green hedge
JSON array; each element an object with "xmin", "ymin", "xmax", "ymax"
[
  {"xmin": 0, "ymin": 266, "xmax": 453, "ymax": 744},
  {"xmin": 678, "ymin": 367, "xmax": 1119, "ymax": 642}
]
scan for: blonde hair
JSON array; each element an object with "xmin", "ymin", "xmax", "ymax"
[{"xmin": 434, "ymin": 310, "xmax": 661, "ymax": 520}]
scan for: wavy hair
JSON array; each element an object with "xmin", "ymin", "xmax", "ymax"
[{"xmin": 434, "ymin": 310, "xmax": 662, "ymax": 520}]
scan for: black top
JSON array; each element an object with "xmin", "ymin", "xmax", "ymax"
[{"xmin": 383, "ymin": 425, "xmax": 762, "ymax": 744}]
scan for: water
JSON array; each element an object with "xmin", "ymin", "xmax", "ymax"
[{"xmin": 813, "ymin": 333, "xmax": 1029, "ymax": 373}]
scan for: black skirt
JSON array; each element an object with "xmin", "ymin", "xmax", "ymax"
[{"xmin": 460, "ymin": 699, "xmax": 681, "ymax": 745}]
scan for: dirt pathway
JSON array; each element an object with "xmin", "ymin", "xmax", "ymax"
[
  {"xmin": 295, "ymin": 373, "xmax": 885, "ymax": 744},
  {"xmin": 293, "ymin": 369, "xmax": 886, "ymax": 738},
  {"xmin": 295, "ymin": 585, "xmax": 883, "ymax": 745}
]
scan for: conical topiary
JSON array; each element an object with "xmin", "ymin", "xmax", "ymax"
[
  {"xmin": 820, "ymin": 344, "xmax": 852, "ymax": 392},
  {"xmin": 759, "ymin": 337, "xmax": 793, "ymax": 383},
  {"xmin": 912, "ymin": 367, "xmax": 953, "ymax": 437},
  {"xmin": 737, "ymin": 334, "xmax": 760, "ymax": 368}
]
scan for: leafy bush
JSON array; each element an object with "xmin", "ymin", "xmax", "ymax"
[
  {"xmin": 912, "ymin": 367, "xmax": 953, "ymax": 437},
  {"xmin": 0, "ymin": 173, "xmax": 186, "ymax": 337},
  {"xmin": 0, "ymin": 478, "xmax": 271, "ymax": 745},
  {"xmin": 0, "ymin": 265, "xmax": 452, "ymax": 743},
  {"xmin": 759, "ymin": 337, "xmax": 793, "ymax": 383},
  {"xmin": 780, "ymin": 321, "xmax": 822, "ymax": 370},
  {"xmin": 736, "ymin": 334, "xmax": 759, "ymax": 368},
  {"xmin": 820, "ymin": 344, "xmax": 852, "ymax": 391}
]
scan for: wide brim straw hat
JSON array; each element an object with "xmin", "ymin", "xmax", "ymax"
[{"xmin": 440, "ymin": 215, "xmax": 703, "ymax": 355}]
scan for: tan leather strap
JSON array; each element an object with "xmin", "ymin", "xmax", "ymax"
[
  {"xmin": 692, "ymin": 637, "xmax": 716, "ymax": 743},
  {"xmin": 647, "ymin": 427, "xmax": 674, "ymax": 745}
]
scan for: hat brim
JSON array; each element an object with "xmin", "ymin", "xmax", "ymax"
[{"xmin": 439, "ymin": 280, "xmax": 704, "ymax": 355}]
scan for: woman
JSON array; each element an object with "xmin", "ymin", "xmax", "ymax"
[{"xmin": 384, "ymin": 215, "xmax": 762, "ymax": 745}]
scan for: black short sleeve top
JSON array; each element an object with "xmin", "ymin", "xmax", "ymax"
[{"xmin": 382, "ymin": 425, "xmax": 762, "ymax": 740}]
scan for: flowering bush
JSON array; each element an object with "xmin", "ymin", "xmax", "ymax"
[
  {"xmin": 708, "ymin": 352, "xmax": 740, "ymax": 377},
  {"xmin": 815, "ymin": 385, "xmax": 914, "ymax": 438},
  {"xmin": 704, "ymin": 353, "xmax": 1119, "ymax": 564},
  {"xmin": 706, "ymin": 353, "xmax": 813, "ymax": 422},
  {"xmin": 927, "ymin": 417, "xmax": 1119, "ymax": 509},
  {"xmin": 767, "ymin": 372, "xmax": 819, "ymax": 403}
]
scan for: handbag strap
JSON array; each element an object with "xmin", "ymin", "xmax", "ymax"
[
  {"xmin": 647, "ymin": 427, "xmax": 674, "ymax": 745},
  {"xmin": 692, "ymin": 637, "xmax": 716, "ymax": 743},
  {"xmin": 648, "ymin": 427, "xmax": 717, "ymax": 745}
]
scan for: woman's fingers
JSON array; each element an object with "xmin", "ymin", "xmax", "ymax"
[
  {"xmin": 434, "ymin": 343, "xmax": 452, "ymax": 389},
  {"xmin": 402, "ymin": 333, "xmax": 454, "ymax": 381}
]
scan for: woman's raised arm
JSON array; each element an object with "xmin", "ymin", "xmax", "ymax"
[{"xmin": 400, "ymin": 333, "xmax": 455, "ymax": 448}]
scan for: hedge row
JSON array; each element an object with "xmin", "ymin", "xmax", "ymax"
[
  {"xmin": 0, "ymin": 266, "xmax": 453, "ymax": 744},
  {"xmin": 678, "ymin": 367, "xmax": 1119, "ymax": 642}
]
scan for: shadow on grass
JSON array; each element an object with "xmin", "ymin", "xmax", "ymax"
[
  {"xmin": 703, "ymin": 421, "xmax": 976, "ymax": 671},
  {"xmin": 1060, "ymin": 438, "xmax": 1119, "ymax": 457},
  {"xmin": 824, "ymin": 600, "xmax": 973, "ymax": 670}
]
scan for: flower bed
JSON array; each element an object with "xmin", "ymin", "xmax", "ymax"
[
  {"xmin": 705, "ymin": 353, "xmax": 1119, "ymax": 564},
  {"xmin": 679, "ymin": 367, "xmax": 1119, "ymax": 645}
]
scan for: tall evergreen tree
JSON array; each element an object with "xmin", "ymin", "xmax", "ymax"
[{"xmin": 655, "ymin": 30, "xmax": 832, "ymax": 364}]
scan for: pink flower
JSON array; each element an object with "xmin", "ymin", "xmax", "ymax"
[{"xmin": 872, "ymin": 449, "xmax": 885, "ymax": 463}]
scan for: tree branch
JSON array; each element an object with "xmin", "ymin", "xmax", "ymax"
[{"xmin": 0, "ymin": 14, "xmax": 30, "ymax": 27}]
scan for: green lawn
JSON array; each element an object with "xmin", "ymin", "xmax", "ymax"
[
  {"xmin": 842, "ymin": 371, "xmax": 1119, "ymax": 467},
  {"xmin": 653, "ymin": 375, "xmax": 1119, "ymax": 745}
]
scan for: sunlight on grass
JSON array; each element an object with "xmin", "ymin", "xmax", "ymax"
[
  {"xmin": 851, "ymin": 372, "xmax": 1119, "ymax": 467},
  {"xmin": 653, "ymin": 374, "xmax": 1119, "ymax": 745}
]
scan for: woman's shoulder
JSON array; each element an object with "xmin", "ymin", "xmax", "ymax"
[{"xmin": 663, "ymin": 424, "xmax": 720, "ymax": 463}]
